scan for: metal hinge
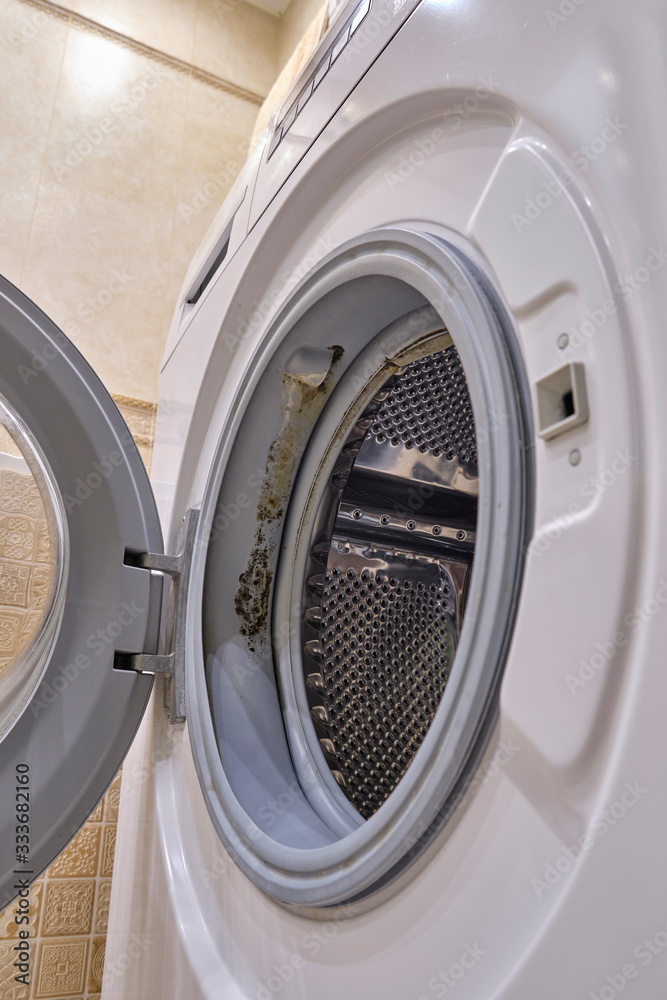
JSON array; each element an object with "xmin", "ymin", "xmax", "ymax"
[{"xmin": 125, "ymin": 507, "xmax": 199, "ymax": 723}]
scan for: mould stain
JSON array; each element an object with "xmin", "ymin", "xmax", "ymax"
[{"xmin": 234, "ymin": 346, "xmax": 344, "ymax": 646}]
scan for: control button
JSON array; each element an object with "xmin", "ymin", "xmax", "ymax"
[
  {"xmin": 297, "ymin": 81, "xmax": 314, "ymax": 114},
  {"xmin": 331, "ymin": 25, "xmax": 350, "ymax": 63},
  {"xmin": 267, "ymin": 125, "xmax": 282, "ymax": 160},
  {"xmin": 282, "ymin": 103, "xmax": 298, "ymax": 134},
  {"xmin": 350, "ymin": 0, "xmax": 371, "ymax": 34},
  {"xmin": 313, "ymin": 53, "xmax": 331, "ymax": 89}
]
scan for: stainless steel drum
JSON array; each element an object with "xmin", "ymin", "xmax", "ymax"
[{"xmin": 300, "ymin": 346, "xmax": 479, "ymax": 817}]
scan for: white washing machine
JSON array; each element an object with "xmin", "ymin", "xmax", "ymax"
[{"xmin": 1, "ymin": 0, "xmax": 665, "ymax": 997}]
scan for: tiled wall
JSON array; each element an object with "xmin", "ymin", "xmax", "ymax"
[
  {"xmin": 0, "ymin": 0, "xmax": 285, "ymax": 995},
  {"xmin": 0, "ymin": 400, "xmax": 155, "ymax": 1000},
  {"xmin": 0, "ymin": 0, "xmax": 326, "ymax": 995},
  {"xmin": 277, "ymin": 0, "xmax": 326, "ymax": 74},
  {"xmin": 0, "ymin": 0, "xmax": 280, "ymax": 404},
  {"xmin": 0, "ymin": 774, "xmax": 120, "ymax": 999}
]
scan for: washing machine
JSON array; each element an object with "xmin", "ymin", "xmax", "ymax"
[{"xmin": 0, "ymin": 0, "xmax": 664, "ymax": 996}]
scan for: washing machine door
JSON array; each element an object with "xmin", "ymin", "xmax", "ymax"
[{"xmin": 0, "ymin": 275, "xmax": 166, "ymax": 911}]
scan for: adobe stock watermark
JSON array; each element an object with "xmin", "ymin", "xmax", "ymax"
[
  {"xmin": 103, "ymin": 932, "xmax": 153, "ymax": 989},
  {"xmin": 51, "ymin": 69, "xmax": 165, "ymax": 180},
  {"xmin": 29, "ymin": 600, "xmax": 146, "ymax": 716},
  {"xmin": 76, "ymin": 268, "xmax": 134, "ymax": 324},
  {"xmin": 588, "ymin": 918, "xmax": 667, "ymax": 1000},
  {"xmin": 3, "ymin": 8, "xmax": 48, "ymax": 50},
  {"xmin": 230, "ymin": 600, "xmax": 303, "ymax": 688},
  {"xmin": 212, "ymin": 0, "xmax": 245, "ymax": 20},
  {"xmin": 17, "ymin": 271, "xmax": 134, "ymax": 386},
  {"xmin": 17, "ymin": 269, "xmax": 135, "ymax": 385},
  {"xmin": 60, "ymin": 448, "xmax": 129, "ymax": 513},
  {"xmin": 198, "ymin": 847, "xmax": 233, "ymax": 888},
  {"xmin": 530, "ymin": 780, "xmax": 648, "ymax": 897},
  {"xmin": 565, "ymin": 580, "xmax": 667, "ymax": 695},
  {"xmin": 255, "ymin": 779, "xmax": 306, "ymax": 831},
  {"xmin": 340, "ymin": 0, "xmax": 418, "ymax": 65},
  {"xmin": 119, "ymin": 721, "xmax": 184, "ymax": 803},
  {"xmin": 402, "ymin": 737, "xmax": 521, "ymax": 852},
  {"xmin": 466, "ymin": 737, "xmax": 521, "ymax": 796},
  {"xmin": 389, "ymin": 405, "xmax": 508, "ymax": 521},
  {"xmin": 255, "ymin": 903, "xmax": 359, "ymax": 1000},
  {"xmin": 545, "ymin": 0, "xmax": 589, "ymax": 31},
  {"xmin": 416, "ymin": 943, "xmax": 486, "ymax": 999},
  {"xmin": 220, "ymin": 233, "xmax": 336, "ymax": 350},
  {"xmin": 340, "ymin": 5, "xmax": 392, "ymax": 63},
  {"xmin": 511, "ymin": 117, "xmax": 628, "ymax": 233},
  {"xmin": 18, "ymin": 328, "xmax": 69, "ymax": 386},
  {"xmin": 206, "ymin": 467, "xmax": 263, "ymax": 543},
  {"xmin": 384, "ymin": 75, "xmax": 500, "ymax": 191},
  {"xmin": 178, "ymin": 154, "xmax": 245, "ymax": 221},
  {"xmin": 561, "ymin": 245, "xmax": 667, "ymax": 357},
  {"xmin": 528, "ymin": 449, "xmax": 637, "ymax": 563}
]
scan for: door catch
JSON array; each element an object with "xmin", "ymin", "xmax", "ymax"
[{"xmin": 125, "ymin": 507, "xmax": 199, "ymax": 723}]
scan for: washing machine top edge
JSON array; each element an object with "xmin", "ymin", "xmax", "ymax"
[{"xmin": 249, "ymin": 0, "xmax": 424, "ymax": 231}]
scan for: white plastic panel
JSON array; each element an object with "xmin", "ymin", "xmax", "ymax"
[
  {"xmin": 473, "ymin": 141, "xmax": 638, "ymax": 841},
  {"xmin": 127, "ymin": 0, "xmax": 661, "ymax": 996}
]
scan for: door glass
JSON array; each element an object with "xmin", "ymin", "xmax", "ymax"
[{"xmin": 0, "ymin": 395, "xmax": 68, "ymax": 740}]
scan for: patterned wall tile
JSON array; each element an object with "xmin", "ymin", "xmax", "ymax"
[
  {"xmin": 0, "ymin": 0, "xmax": 275, "ymax": 996},
  {"xmin": 99, "ymin": 828, "xmax": 116, "ymax": 879},
  {"xmin": 0, "ymin": 514, "xmax": 39, "ymax": 562},
  {"xmin": 0, "ymin": 610, "xmax": 25, "ymax": 660},
  {"xmin": 34, "ymin": 941, "xmax": 87, "ymax": 998},
  {"xmin": 0, "ymin": 940, "xmax": 29, "ymax": 999},
  {"xmin": 41, "ymin": 883, "xmax": 94, "ymax": 938},
  {"xmin": 48, "ymin": 827, "xmax": 100, "ymax": 881},
  {"xmin": 0, "ymin": 472, "xmax": 42, "ymax": 518},
  {"xmin": 0, "ymin": 881, "xmax": 42, "ymax": 941},
  {"xmin": 92, "ymin": 883, "xmax": 111, "ymax": 936},
  {"xmin": 103, "ymin": 772, "xmax": 121, "ymax": 824},
  {"xmin": 87, "ymin": 939, "xmax": 105, "ymax": 996},
  {"xmin": 0, "ymin": 459, "xmax": 55, "ymax": 685},
  {"xmin": 0, "ymin": 562, "xmax": 30, "ymax": 607},
  {"xmin": 87, "ymin": 799, "xmax": 104, "ymax": 824}
]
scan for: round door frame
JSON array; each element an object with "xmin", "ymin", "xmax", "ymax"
[{"xmin": 185, "ymin": 227, "xmax": 534, "ymax": 908}]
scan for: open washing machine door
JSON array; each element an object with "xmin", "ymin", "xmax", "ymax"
[{"xmin": 0, "ymin": 276, "xmax": 180, "ymax": 911}]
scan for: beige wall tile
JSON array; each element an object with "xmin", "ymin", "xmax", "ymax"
[
  {"xmin": 93, "ymin": 881, "xmax": 112, "ymax": 935},
  {"xmin": 48, "ymin": 824, "xmax": 101, "ymax": 880},
  {"xmin": 193, "ymin": 0, "xmax": 279, "ymax": 97},
  {"xmin": 0, "ymin": 464, "xmax": 56, "ymax": 693},
  {"xmin": 111, "ymin": 398, "xmax": 156, "ymax": 454},
  {"xmin": 67, "ymin": 0, "xmax": 199, "ymax": 64},
  {"xmin": 42, "ymin": 881, "xmax": 95, "ymax": 937},
  {"xmin": 0, "ymin": 2, "xmax": 282, "ymax": 997},
  {"xmin": 87, "ymin": 937, "xmax": 105, "ymax": 994},
  {"xmin": 99, "ymin": 827, "xmax": 117, "ymax": 878},
  {"xmin": 0, "ymin": 879, "xmax": 42, "ymax": 940},
  {"xmin": 0, "ymin": 940, "xmax": 29, "ymax": 998},
  {"xmin": 21, "ymin": 29, "xmax": 190, "ymax": 402},
  {"xmin": 103, "ymin": 771, "xmax": 122, "ymax": 823},
  {"xmin": 165, "ymin": 77, "xmax": 257, "ymax": 329},
  {"xmin": 88, "ymin": 797, "xmax": 104, "ymax": 823},
  {"xmin": 35, "ymin": 940, "xmax": 87, "ymax": 997},
  {"xmin": 0, "ymin": 1, "xmax": 69, "ymax": 285},
  {"xmin": 278, "ymin": 0, "xmax": 327, "ymax": 70}
]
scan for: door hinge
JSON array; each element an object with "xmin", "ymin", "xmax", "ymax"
[{"xmin": 125, "ymin": 507, "xmax": 199, "ymax": 723}]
